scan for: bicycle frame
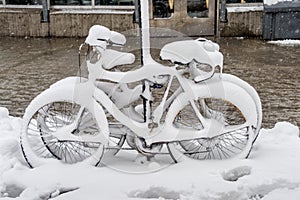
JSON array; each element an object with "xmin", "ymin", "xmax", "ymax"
[
  {"xmin": 47, "ymin": 0, "xmax": 253, "ymax": 148},
  {"xmin": 65, "ymin": 47, "xmax": 249, "ymax": 149},
  {"xmin": 60, "ymin": 0, "xmax": 239, "ymax": 146},
  {"xmin": 76, "ymin": 0, "xmax": 224, "ymax": 145}
]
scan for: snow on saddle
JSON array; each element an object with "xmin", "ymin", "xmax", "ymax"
[{"xmin": 102, "ymin": 49, "xmax": 135, "ymax": 70}]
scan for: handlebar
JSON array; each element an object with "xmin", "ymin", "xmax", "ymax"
[
  {"xmin": 189, "ymin": 60, "xmax": 215, "ymax": 83},
  {"xmin": 85, "ymin": 25, "xmax": 126, "ymax": 47}
]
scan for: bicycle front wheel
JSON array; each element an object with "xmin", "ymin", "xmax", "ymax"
[{"xmin": 169, "ymin": 75, "xmax": 261, "ymax": 160}]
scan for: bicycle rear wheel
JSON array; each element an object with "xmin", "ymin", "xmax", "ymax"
[{"xmin": 20, "ymin": 87, "xmax": 108, "ymax": 167}]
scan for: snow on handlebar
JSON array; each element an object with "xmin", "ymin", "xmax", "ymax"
[{"xmin": 85, "ymin": 25, "xmax": 126, "ymax": 48}]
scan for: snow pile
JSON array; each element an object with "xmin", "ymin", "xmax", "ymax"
[
  {"xmin": 264, "ymin": 0, "xmax": 294, "ymax": 5},
  {"xmin": 0, "ymin": 107, "xmax": 300, "ymax": 199},
  {"xmin": 227, "ymin": 6, "xmax": 263, "ymax": 13},
  {"xmin": 268, "ymin": 40, "xmax": 300, "ymax": 46},
  {"xmin": 0, "ymin": 108, "xmax": 23, "ymax": 172},
  {"xmin": 52, "ymin": 10, "xmax": 134, "ymax": 15}
]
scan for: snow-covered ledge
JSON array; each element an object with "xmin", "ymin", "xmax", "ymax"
[
  {"xmin": 220, "ymin": 3, "xmax": 264, "ymax": 37},
  {"xmin": 226, "ymin": 3, "xmax": 264, "ymax": 13},
  {"xmin": 51, "ymin": 9, "xmax": 134, "ymax": 15},
  {"xmin": 264, "ymin": 0, "xmax": 294, "ymax": 5}
]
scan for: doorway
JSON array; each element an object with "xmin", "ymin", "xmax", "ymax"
[{"xmin": 150, "ymin": 0, "xmax": 217, "ymax": 36}]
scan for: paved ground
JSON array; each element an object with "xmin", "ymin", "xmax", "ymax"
[{"xmin": 0, "ymin": 36, "xmax": 299, "ymax": 128}]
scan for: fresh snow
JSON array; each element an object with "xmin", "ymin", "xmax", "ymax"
[
  {"xmin": 227, "ymin": 6, "xmax": 264, "ymax": 13},
  {"xmin": 268, "ymin": 40, "xmax": 300, "ymax": 46},
  {"xmin": 264, "ymin": 0, "xmax": 294, "ymax": 5},
  {"xmin": 0, "ymin": 107, "xmax": 300, "ymax": 199},
  {"xmin": 51, "ymin": 10, "xmax": 134, "ymax": 15}
]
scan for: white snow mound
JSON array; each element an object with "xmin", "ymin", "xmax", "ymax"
[
  {"xmin": 0, "ymin": 107, "xmax": 299, "ymax": 199},
  {"xmin": 264, "ymin": 0, "xmax": 293, "ymax": 5},
  {"xmin": 268, "ymin": 40, "xmax": 300, "ymax": 46}
]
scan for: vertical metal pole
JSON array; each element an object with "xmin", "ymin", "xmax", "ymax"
[
  {"xmin": 214, "ymin": 0, "xmax": 219, "ymax": 37},
  {"xmin": 134, "ymin": 0, "xmax": 140, "ymax": 23},
  {"xmin": 220, "ymin": 0, "xmax": 228, "ymax": 23},
  {"xmin": 42, "ymin": 0, "xmax": 49, "ymax": 23},
  {"xmin": 149, "ymin": 0, "xmax": 153, "ymax": 19}
]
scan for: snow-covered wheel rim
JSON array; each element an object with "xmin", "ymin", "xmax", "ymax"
[
  {"xmin": 20, "ymin": 86, "xmax": 108, "ymax": 168},
  {"xmin": 220, "ymin": 73, "xmax": 262, "ymax": 144},
  {"xmin": 174, "ymin": 98, "xmax": 254, "ymax": 160},
  {"xmin": 167, "ymin": 75, "xmax": 261, "ymax": 161}
]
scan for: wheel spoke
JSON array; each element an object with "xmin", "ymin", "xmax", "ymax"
[
  {"xmin": 21, "ymin": 100, "xmax": 106, "ymax": 166},
  {"xmin": 175, "ymin": 97, "xmax": 254, "ymax": 160}
]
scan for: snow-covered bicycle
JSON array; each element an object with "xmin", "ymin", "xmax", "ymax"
[{"xmin": 20, "ymin": 1, "xmax": 262, "ymax": 168}]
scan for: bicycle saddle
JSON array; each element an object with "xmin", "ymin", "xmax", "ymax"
[
  {"xmin": 102, "ymin": 49, "xmax": 135, "ymax": 69},
  {"xmin": 160, "ymin": 38, "xmax": 223, "ymax": 69}
]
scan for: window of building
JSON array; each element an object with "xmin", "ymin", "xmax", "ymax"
[
  {"xmin": 1, "ymin": 0, "xmax": 137, "ymax": 6},
  {"xmin": 50, "ymin": 0, "xmax": 91, "ymax": 5},
  {"xmin": 153, "ymin": 0, "xmax": 174, "ymax": 18},
  {"xmin": 95, "ymin": 0, "xmax": 115, "ymax": 5},
  {"xmin": 95, "ymin": 0, "xmax": 134, "ymax": 5},
  {"xmin": 187, "ymin": 0, "xmax": 209, "ymax": 18},
  {"xmin": 226, "ymin": 0, "xmax": 263, "ymax": 3},
  {"xmin": 117, "ymin": 0, "xmax": 135, "ymax": 5},
  {"xmin": 5, "ymin": 0, "xmax": 42, "ymax": 4}
]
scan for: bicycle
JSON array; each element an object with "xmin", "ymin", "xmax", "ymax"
[{"xmin": 20, "ymin": 1, "xmax": 262, "ymax": 168}]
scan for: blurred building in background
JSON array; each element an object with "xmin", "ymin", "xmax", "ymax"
[{"xmin": 0, "ymin": 0, "xmax": 269, "ymax": 37}]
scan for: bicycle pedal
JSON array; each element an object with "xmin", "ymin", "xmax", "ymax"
[{"xmin": 151, "ymin": 83, "xmax": 163, "ymax": 89}]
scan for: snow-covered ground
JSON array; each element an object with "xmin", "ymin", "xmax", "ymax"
[
  {"xmin": 264, "ymin": 0, "xmax": 294, "ymax": 6},
  {"xmin": 0, "ymin": 107, "xmax": 300, "ymax": 200},
  {"xmin": 227, "ymin": 6, "xmax": 263, "ymax": 13},
  {"xmin": 268, "ymin": 40, "xmax": 300, "ymax": 46}
]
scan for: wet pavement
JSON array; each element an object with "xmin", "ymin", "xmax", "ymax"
[
  {"xmin": 0, "ymin": 36, "xmax": 299, "ymax": 128},
  {"xmin": 218, "ymin": 38, "xmax": 299, "ymax": 129}
]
